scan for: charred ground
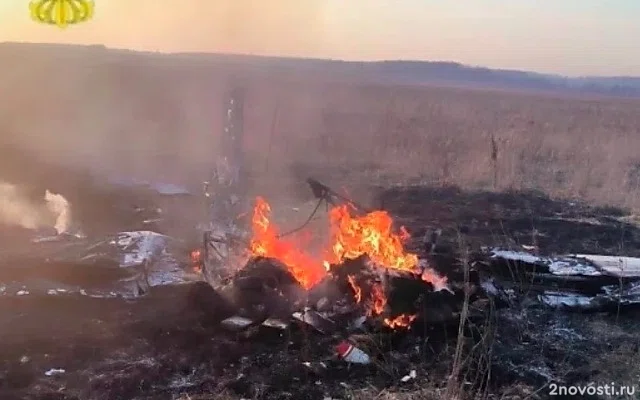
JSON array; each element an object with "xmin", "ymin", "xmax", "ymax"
[{"xmin": 2, "ymin": 181, "xmax": 640, "ymax": 400}]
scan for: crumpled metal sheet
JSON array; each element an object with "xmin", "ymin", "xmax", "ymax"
[
  {"xmin": 111, "ymin": 231, "xmax": 169, "ymax": 267},
  {"xmin": 0, "ymin": 230, "xmax": 201, "ymax": 299},
  {"xmin": 489, "ymin": 249, "xmax": 603, "ymax": 276},
  {"xmin": 485, "ymin": 248, "xmax": 640, "ymax": 310},
  {"xmin": 570, "ymin": 254, "xmax": 640, "ymax": 278}
]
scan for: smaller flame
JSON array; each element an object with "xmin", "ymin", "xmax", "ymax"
[
  {"xmin": 383, "ymin": 314, "xmax": 417, "ymax": 329},
  {"xmin": 368, "ymin": 283, "xmax": 387, "ymax": 316},
  {"xmin": 421, "ymin": 268, "xmax": 449, "ymax": 291},
  {"xmin": 347, "ymin": 275, "xmax": 362, "ymax": 303},
  {"xmin": 190, "ymin": 249, "xmax": 202, "ymax": 273}
]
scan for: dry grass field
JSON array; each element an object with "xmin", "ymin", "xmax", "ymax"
[{"xmin": 2, "ymin": 44, "xmax": 640, "ymax": 212}]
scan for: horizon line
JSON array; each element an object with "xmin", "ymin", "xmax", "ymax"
[{"xmin": 2, "ymin": 40, "xmax": 639, "ymax": 80}]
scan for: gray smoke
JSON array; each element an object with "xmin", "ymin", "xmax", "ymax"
[{"xmin": 0, "ymin": 182, "xmax": 71, "ymax": 234}]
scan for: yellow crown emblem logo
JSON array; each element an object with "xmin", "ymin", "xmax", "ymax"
[{"xmin": 29, "ymin": 0, "xmax": 94, "ymax": 28}]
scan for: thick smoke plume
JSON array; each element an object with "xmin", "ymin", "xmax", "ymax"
[{"xmin": 0, "ymin": 182, "xmax": 71, "ymax": 234}]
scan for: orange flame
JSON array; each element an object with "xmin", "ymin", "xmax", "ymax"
[
  {"xmin": 248, "ymin": 196, "xmax": 326, "ymax": 289},
  {"xmin": 326, "ymin": 204, "xmax": 418, "ymax": 272},
  {"xmin": 327, "ymin": 204, "xmax": 447, "ymax": 289},
  {"xmin": 368, "ymin": 282, "xmax": 387, "ymax": 316},
  {"xmin": 347, "ymin": 275, "xmax": 362, "ymax": 303},
  {"xmin": 383, "ymin": 314, "xmax": 417, "ymax": 329},
  {"xmin": 190, "ymin": 249, "xmax": 202, "ymax": 273},
  {"xmin": 248, "ymin": 196, "xmax": 447, "ymax": 329}
]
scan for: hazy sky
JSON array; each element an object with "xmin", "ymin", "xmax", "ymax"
[{"xmin": 1, "ymin": 0, "xmax": 639, "ymax": 76}]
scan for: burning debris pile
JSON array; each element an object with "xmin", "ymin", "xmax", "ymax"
[{"xmin": 212, "ymin": 191, "xmax": 459, "ymax": 336}]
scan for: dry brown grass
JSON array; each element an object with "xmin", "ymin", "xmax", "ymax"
[
  {"xmin": 2, "ymin": 44, "xmax": 640, "ymax": 212},
  {"xmin": 251, "ymin": 84, "xmax": 640, "ymax": 210}
]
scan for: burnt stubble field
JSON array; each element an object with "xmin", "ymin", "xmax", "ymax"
[{"xmin": 1, "ymin": 44, "xmax": 640, "ymax": 400}]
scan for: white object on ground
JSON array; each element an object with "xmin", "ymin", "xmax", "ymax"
[
  {"xmin": 400, "ymin": 370, "xmax": 417, "ymax": 382},
  {"xmin": 45, "ymin": 368, "xmax": 65, "ymax": 376}
]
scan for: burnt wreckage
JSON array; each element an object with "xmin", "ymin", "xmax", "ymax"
[
  {"xmin": 1, "ymin": 87, "xmax": 638, "ymax": 331},
  {"xmin": 195, "ymin": 87, "xmax": 640, "ymax": 342},
  {"xmin": 200, "ymin": 86, "xmax": 250, "ymax": 286},
  {"xmin": 196, "ymin": 88, "xmax": 454, "ymax": 334}
]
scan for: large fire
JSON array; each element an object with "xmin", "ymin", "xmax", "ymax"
[
  {"xmin": 326, "ymin": 204, "xmax": 418, "ymax": 272},
  {"xmin": 248, "ymin": 196, "xmax": 448, "ymax": 328},
  {"xmin": 249, "ymin": 197, "xmax": 326, "ymax": 289}
]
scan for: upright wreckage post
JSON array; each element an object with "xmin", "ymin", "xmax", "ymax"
[{"xmin": 201, "ymin": 85, "xmax": 249, "ymax": 285}]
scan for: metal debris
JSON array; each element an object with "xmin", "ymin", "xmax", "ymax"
[
  {"xmin": 489, "ymin": 249, "xmax": 602, "ymax": 276},
  {"xmin": 44, "ymin": 368, "xmax": 65, "ymax": 376},
  {"xmin": 261, "ymin": 318, "xmax": 289, "ymax": 330},
  {"xmin": 292, "ymin": 308, "xmax": 336, "ymax": 334},
  {"xmin": 220, "ymin": 316, "xmax": 255, "ymax": 331},
  {"xmin": 570, "ymin": 254, "xmax": 640, "ymax": 278},
  {"xmin": 485, "ymin": 248, "xmax": 640, "ymax": 310}
]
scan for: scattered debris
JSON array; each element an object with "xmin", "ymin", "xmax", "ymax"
[
  {"xmin": 400, "ymin": 370, "xmax": 417, "ymax": 383},
  {"xmin": 44, "ymin": 368, "xmax": 65, "ymax": 376},
  {"xmin": 335, "ymin": 341, "xmax": 371, "ymax": 365},
  {"xmin": 292, "ymin": 309, "xmax": 336, "ymax": 334},
  {"xmin": 481, "ymin": 247, "xmax": 640, "ymax": 310},
  {"xmin": 571, "ymin": 254, "xmax": 640, "ymax": 278},
  {"xmin": 221, "ymin": 316, "xmax": 255, "ymax": 331},
  {"xmin": 112, "ymin": 230, "xmax": 169, "ymax": 267},
  {"xmin": 0, "ymin": 229, "xmax": 202, "ymax": 298},
  {"xmin": 261, "ymin": 318, "xmax": 289, "ymax": 330},
  {"xmin": 488, "ymin": 249, "xmax": 603, "ymax": 276}
]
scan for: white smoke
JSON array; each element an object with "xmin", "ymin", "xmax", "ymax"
[
  {"xmin": 0, "ymin": 182, "xmax": 71, "ymax": 234},
  {"xmin": 0, "ymin": 182, "xmax": 40, "ymax": 230},
  {"xmin": 45, "ymin": 190, "xmax": 71, "ymax": 234}
]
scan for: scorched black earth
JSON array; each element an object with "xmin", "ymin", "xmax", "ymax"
[{"xmin": 3, "ymin": 183, "xmax": 640, "ymax": 399}]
